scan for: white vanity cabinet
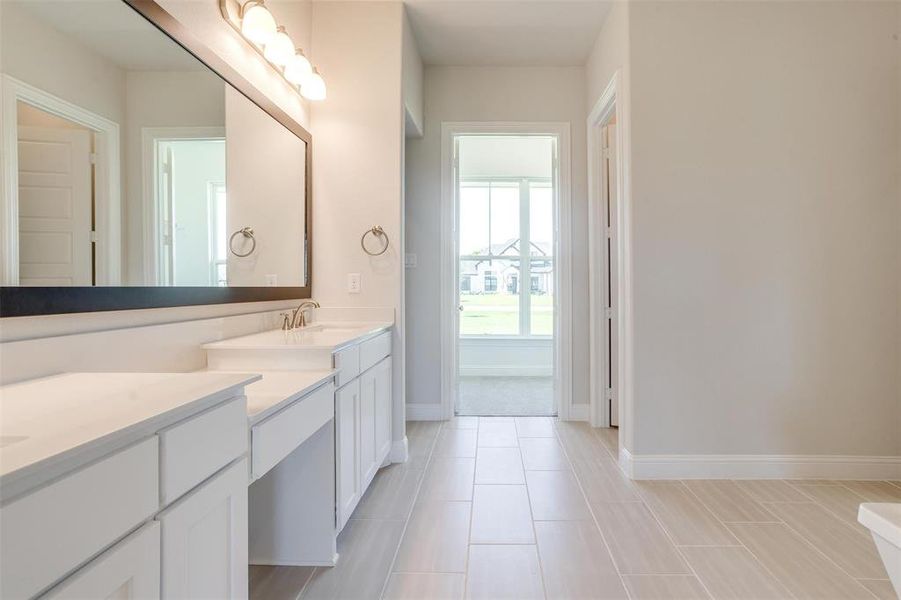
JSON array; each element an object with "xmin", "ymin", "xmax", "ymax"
[
  {"xmin": 158, "ymin": 458, "xmax": 248, "ymax": 599},
  {"xmin": 0, "ymin": 373, "xmax": 255, "ymax": 600},
  {"xmin": 43, "ymin": 523, "xmax": 161, "ymax": 600},
  {"xmin": 334, "ymin": 332, "xmax": 392, "ymax": 531},
  {"xmin": 336, "ymin": 379, "xmax": 361, "ymax": 531}
]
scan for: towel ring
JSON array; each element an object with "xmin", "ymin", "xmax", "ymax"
[
  {"xmin": 361, "ymin": 225, "xmax": 389, "ymax": 256},
  {"xmin": 229, "ymin": 226, "xmax": 256, "ymax": 257}
]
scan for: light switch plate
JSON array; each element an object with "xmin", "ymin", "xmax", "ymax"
[
  {"xmin": 347, "ymin": 273, "xmax": 361, "ymax": 293},
  {"xmin": 405, "ymin": 253, "xmax": 417, "ymax": 268}
]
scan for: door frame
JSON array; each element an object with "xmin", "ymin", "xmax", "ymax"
[
  {"xmin": 587, "ymin": 70, "xmax": 633, "ymax": 449},
  {"xmin": 141, "ymin": 127, "xmax": 226, "ymax": 285},
  {"xmin": 440, "ymin": 122, "xmax": 573, "ymax": 420},
  {"xmin": 0, "ymin": 74, "xmax": 122, "ymax": 285}
]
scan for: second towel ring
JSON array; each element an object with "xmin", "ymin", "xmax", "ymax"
[
  {"xmin": 230, "ymin": 226, "xmax": 256, "ymax": 257},
  {"xmin": 361, "ymin": 225, "xmax": 389, "ymax": 256}
]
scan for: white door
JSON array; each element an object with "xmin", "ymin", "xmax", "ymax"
[
  {"xmin": 44, "ymin": 523, "xmax": 160, "ymax": 600},
  {"xmin": 359, "ymin": 368, "xmax": 378, "ymax": 490},
  {"xmin": 335, "ymin": 380, "xmax": 360, "ymax": 532},
  {"xmin": 374, "ymin": 357, "xmax": 392, "ymax": 464},
  {"xmin": 603, "ymin": 123, "xmax": 619, "ymax": 427},
  {"xmin": 17, "ymin": 126, "xmax": 93, "ymax": 286},
  {"xmin": 157, "ymin": 459, "xmax": 248, "ymax": 600}
]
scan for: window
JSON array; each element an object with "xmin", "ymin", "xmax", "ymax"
[
  {"xmin": 458, "ymin": 176, "xmax": 555, "ymax": 337},
  {"xmin": 484, "ymin": 271, "xmax": 497, "ymax": 293}
]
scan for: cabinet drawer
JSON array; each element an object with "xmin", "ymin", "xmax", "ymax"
[
  {"xmin": 251, "ymin": 382, "xmax": 335, "ymax": 480},
  {"xmin": 359, "ymin": 331, "xmax": 391, "ymax": 373},
  {"xmin": 159, "ymin": 397, "xmax": 247, "ymax": 506},
  {"xmin": 334, "ymin": 345, "xmax": 360, "ymax": 388},
  {"xmin": 43, "ymin": 522, "xmax": 161, "ymax": 599},
  {"xmin": 0, "ymin": 438, "xmax": 159, "ymax": 600}
]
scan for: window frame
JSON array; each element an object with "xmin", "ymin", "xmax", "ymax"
[{"xmin": 458, "ymin": 175, "xmax": 554, "ymax": 339}]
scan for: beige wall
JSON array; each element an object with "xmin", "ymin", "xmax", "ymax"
[
  {"xmin": 402, "ymin": 9, "xmax": 424, "ymax": 137},
  {"xmin": 585, "ymin": 1, "xmax": 629, "ymax": 112},
  {"xmin": 626, "ymin": 1, "xmax": 900, "ymax": 457},
  {"xmin": 226, "ymin": 86, "xmax": 306, "ymax": 287},
  {"xmin": 310, "ymin": 1, "xmax": 406, "ymax": 440},
  {"xmin": 405, "ymin": 65, "xmax": 587, "ymax": 409}
]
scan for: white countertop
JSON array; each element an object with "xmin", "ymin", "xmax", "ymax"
[
  {"xmin": 206, "ymin": 370, "xmax": 336, "ymax": 425},
  {"xmin": 202, "ymin": 321, "xmax": 393, "ymax": 353},
  {"xmin": 0, "ymin": 372, "xmax": 259, "ymax": 502}
]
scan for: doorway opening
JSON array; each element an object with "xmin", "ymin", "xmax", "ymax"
[
  {"xmin": 142, "ymin": 128, "xmax": 226, "ymax": 286},
  {"xmin": 453, "ymin": 134, "xmax": 559, "ymax": 416}
]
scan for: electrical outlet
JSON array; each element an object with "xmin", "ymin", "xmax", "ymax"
[
  {"xmin": 347, "ymin": 273, "xmax": 361, "ymax": 293},
  {"xmin": 265, "ymin": 274, "xmax": 278, "ymax": 287},
  {"xmin": 405, "ymin": 253, "xmax": 418, "ymax": 268}
]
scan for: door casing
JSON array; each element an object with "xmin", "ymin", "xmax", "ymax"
[{"xmin": 440, "ymin": 122, "xmax": 573, "ymax": 421}]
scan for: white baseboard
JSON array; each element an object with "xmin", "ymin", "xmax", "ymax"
[
  {"xmin": 619, "ymin": 449, "xmax": 901, "ymax": 480},
  {"xmin": 389, "ymin": 436, "xmax": 409, "ymax": 463},
  {"xmin": 405, "ymin": 403, "xmax": 445, "ymax": 421},
  {"xmin": 459, "ymin": 366, "xmax": 554, "ymax": 377}
]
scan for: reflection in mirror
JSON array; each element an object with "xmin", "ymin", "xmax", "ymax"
[{"xmin": 0, "ymin": 0, "xmax": 308, "ymax": 289}]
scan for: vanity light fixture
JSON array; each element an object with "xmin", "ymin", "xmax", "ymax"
[
  {"xmin": 284, "ymin": 50, "xmax": 313, "ymax": 86},
  {"xmin": 220, "ymin": 0, "xmax": 327, "ymax": 100},
  {"xmin": 263, "ymin": 26, "xmax": 294, "ymax": 66},
  {"xmin": 300, "ymin": 68, "xmax": 327, "ymax": 101},
  {"xmin": 239, "ymin": 0, "xmax": 276, "ymax": 44}
]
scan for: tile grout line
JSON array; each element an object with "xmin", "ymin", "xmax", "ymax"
[
  {"xmin": 462, "ymin": 417, "xmax": 479, "ymax": 599},
  {"xmin": 613, "ymin": 477, "xmax": 716, "ymax": 599},
  {"xmin": 707, "ymin": 480, "xmax": 881, "ymax": 599},
  {"xmin": 377, "ymin": 423, "xmax": 444, "ymax": 600},
  {"xmin": 677, "ymin": 480, "xmax": 800, "ymax": 600},
  {"xmin": 551, "ymin": 421, "xmax": 637, "ymax": 600},
  {"xmin": 513, "ymin": 419, "xmax": 549, "ymax": 599}
]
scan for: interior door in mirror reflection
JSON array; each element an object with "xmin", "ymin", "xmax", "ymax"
[{"xmin": 17, "ymin": 125, "xmax": 94, "ymax": 286}]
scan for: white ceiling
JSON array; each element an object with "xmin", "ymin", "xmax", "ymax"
[
  {"xmin": 12, "ymin": 0, "xmax": 206, "ymax": 71},
  {"xmin": 404, "ymin": 1, "xmax": 613, "ymax": 67}
]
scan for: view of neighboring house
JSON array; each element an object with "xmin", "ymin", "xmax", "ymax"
[{"xmin": 460, "ymin": 238, "xmax": 554, "ymax": 296}]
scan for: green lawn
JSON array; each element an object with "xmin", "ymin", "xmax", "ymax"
[{"xmin": 460, "ymin": 293, "xmax": 554, "ymax": 336}]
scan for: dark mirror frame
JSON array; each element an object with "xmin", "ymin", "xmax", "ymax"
[{"xmin": 0, "ymin": 0, "xmax": 312, "ymax": 318}]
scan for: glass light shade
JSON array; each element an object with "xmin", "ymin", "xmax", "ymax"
[
  {"xmin": 263, "ymin": 28, "xmax": 294, "ymax": 66},
  {"xmin": 284, "ymin": 52, "xmax": 313, "ymax": 86},
  {"xmin": 301, "ymin": 70, "xmax": 327, "ymax": 101},
  {"xmin": 240, "ymin": 3, "xmax": 276, "ymax": 45}
]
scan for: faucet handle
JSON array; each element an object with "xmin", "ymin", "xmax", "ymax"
[{"xmin": 279, "ymin": 312, "xmax": 292, "ymax": 331}]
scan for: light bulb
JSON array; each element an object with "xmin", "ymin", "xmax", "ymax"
[
  {"xmin": 301, "ymin": 69, "xmax": 326, "ymax": 101},
  {"xmin": 284, "ymin": 51, "xmax": 313, "ymax": 86},
  {"xmin": 263, "ymin": 27, "xmax": 294, "ymax": 66},
  {"xmin": 240, "ymin": 2, "xmax": 276, "ymax": 45}
]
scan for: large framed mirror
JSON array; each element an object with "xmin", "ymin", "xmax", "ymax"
[{"xmin": 0, "ymin": 0, "xmax": 312, "ymax": 316}]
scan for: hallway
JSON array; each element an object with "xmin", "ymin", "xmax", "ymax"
[{"xmin": 250, "ymin": 418, "xmax": 896, "ymax": 599}]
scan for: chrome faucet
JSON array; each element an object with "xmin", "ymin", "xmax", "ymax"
[{"xmin": 291, "ymin": 301, "xmax": 320, "ymax": 329}]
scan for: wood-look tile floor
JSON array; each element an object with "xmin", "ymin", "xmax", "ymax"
[{"xmin": 250, "ymin": 419, "xmax": 900, "ymax": 600}]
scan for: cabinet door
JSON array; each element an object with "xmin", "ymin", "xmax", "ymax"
[
  {"xmin": 335, "ymin": 380, "xmax": 360, "ymax": 532},
  {"xmin": 157, "ymin": 458, "xmax": 248, "ymax": 600},
  {"xmin": 374, "ymin": 357, "xmax": 392, "ymax": 464},
  {"xmin": 358, "ymin": 368, "xmax": 378, "ymax": 490},
  {"xmin": 44, "ymin": 523, "xmax": 160, "ymax": 600}
]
